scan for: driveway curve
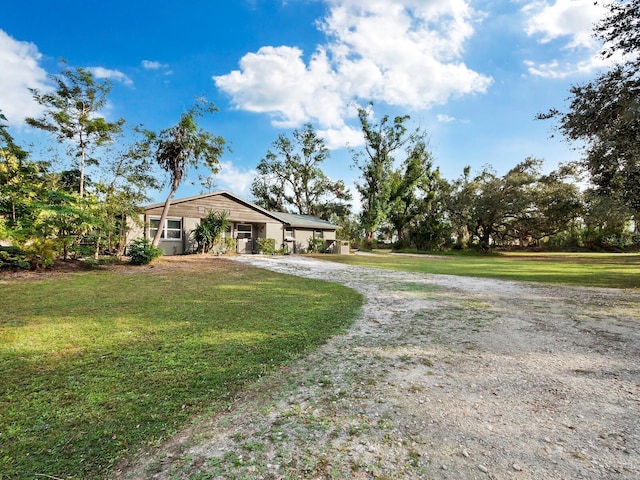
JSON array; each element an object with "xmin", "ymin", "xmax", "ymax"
[{"xmin": 126, "ymin": 255, "xmax": 640, "ymax": 480}]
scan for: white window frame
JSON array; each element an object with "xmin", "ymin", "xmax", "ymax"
[
  {"xmin": 149, "ymin": 217, "xmax": 182, "ymax": 241},
  {"xmin": 285, "ymin": 227, "xmax": 294, "ymax": 239},
  {"xmin": 314, "ymin": 229, "xmax": 323, "ymax": 239},
  {"xmin": 236, "ymin": 224, "xmax": 252, "ymax": 239}
]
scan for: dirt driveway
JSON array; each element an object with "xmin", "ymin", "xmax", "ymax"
[{"xmin": 124, "ymin": 255, "xmax": 640, "ymax": 479}]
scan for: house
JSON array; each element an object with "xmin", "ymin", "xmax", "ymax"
[{"xmin": 127, "ymin": 190, "xmax": 348, "ymax": 255}]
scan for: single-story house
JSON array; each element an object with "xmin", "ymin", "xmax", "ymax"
[{"xmin": 127, "ymin": 190, "xmax": 348, "ymax": 255}]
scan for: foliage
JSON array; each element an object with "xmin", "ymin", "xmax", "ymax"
[
  {"xmin": 257, "ymin": 237, "xmax": 276, "ymax": 254},
  {"xmin": 223, "ymin": 236, "xmax": 236, "ymax": 253},
  {"xmin": 333, "ymin": 213, "xmax": 364, "ymax": 245},
  {"xmin": 0, "ymin": 246, "xmax": 30, "ymax": 270},
  {"xmin": 127, "ymin": 237, "xmax": 163, "ymax": 265},
  {"xmin": 539, "ymin": 0, "xmax": 640, "ymax": 222},
  {"xmin": 307, "ymin": 237, "xmax": 325, "ymax": 253},
  {"xmin": 447, "ymin": 159, "xmax": 582, "ymax": 251},
  {"xmin": 192, "ymin": 210, "xmax": 229, "ymax": 253},
  {"xmin": 20, "ymin": 238, "xmax": 58, "ymax": 269},
  {"xmin": 89, "ymin": 128, "xmax": 161, "ymax": 256},
  {"xmin": 251, "ymin": 123, "xmax": 351, "ymax": 219},
  {"xmin": 0, "ymin": 259, "xmax": 363, "ymax": 479},
  {"xmin": 352, "ymin": 104, "xmax": 424, "ymax": 240},
  {"xmin": 147, "ymin": 99, "xmax": 226, "ymax": 246},
  {"xmin": 26, "ymin": 61, "xmax": 124, "ymax": 198}
]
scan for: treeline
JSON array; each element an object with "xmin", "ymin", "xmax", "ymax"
[{"xmin": 249, "ymin": 113, "xmax": 638, "ymax": 253}]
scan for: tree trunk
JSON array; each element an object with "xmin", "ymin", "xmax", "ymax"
[{"xmin": 152, "ymin": 184, "xmax": 178, "ymax": 246}]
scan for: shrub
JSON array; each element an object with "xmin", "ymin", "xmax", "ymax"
[
  {"xmin": 223, "ymin": 237, "xmax": 236, "ymax": 254},
  {"xmin": 0, "ymin": 246, "xmax": 30, "ymax": 270},
  {"xmin": 308, "ymin": 237, "xmax": 325, "ymax": 253},
  {"xmin": 257, "ymin": 237, "xmax": 276, "ymax": 254},
  {"xmin": 21, "ymin": 238, "xmax": 58, "ymax": 270},
  {"xmin": 192, "ymin": 211, "xmax": 229, "ymax": 254},
  {"xmin": 128, "ymin": 238, "xmax": 163, "ymax": 265}
]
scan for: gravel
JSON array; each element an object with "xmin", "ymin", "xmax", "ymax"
[{"xmin": 119, "ymin": 255, "xmax": 640, "ymax": 480}]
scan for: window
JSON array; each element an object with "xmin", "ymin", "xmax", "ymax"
[
  {"xmin": 149, "ymin": 218, "xmax": 182, "ymax": 241},
  {"xmin": 236, "ymin": 224, "xmax": 252, "ymax": 239},
  {"xmin": 314, "ymin": 230, "xmax": 323, "ymax": 239},
  {"xmin": 285, "ymin": 227, "xmax": 294, "ymax": 239}
]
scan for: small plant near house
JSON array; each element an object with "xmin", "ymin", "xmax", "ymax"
[
  {"xmin": 128, "ymin": 238, "xmax": 163, "ymax": 265},
  {"xmin": 257, "ymin": 237, "xmax": 276, "ymax": 254},
  {"xmin": 192, "ymin": 210, "xmax": 229, "ymax": 254},
  {"xmin": 223, "ymin": 236, "xmax": 236, "ymax": 253},
  {"xmin": 308, "ymin": 237, "xmax": 324, "ymax": 253}
]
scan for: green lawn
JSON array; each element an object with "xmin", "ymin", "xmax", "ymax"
[
  {"xmin": 0, "ymin": 258, "xmax": 363, "ymax": 479},
  {"xmin": 314, "ymin": 251, "xmax": 640, "ymax": 289}
]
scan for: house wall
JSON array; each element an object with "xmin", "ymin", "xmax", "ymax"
[
  {"xmin": 265, "ymin": 223, "xmax": 284, "ymax": 248},
  {"xmin": 183, "ymin": 217, "xmax": 199, "ymax": 253},
  {"xmin": 293, "ymin": 229, "xmax": 314, "ymax": 254}
]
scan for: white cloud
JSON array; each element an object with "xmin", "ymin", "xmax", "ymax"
[
  {"xmin": 88, "ymin": 66, "xmax": 133, "ymax": 86},
  {"xmin": 437, "ymin": 114, "xmax": 456, "ymax": 123},
  {"xmin": 0, "ymin": 29, "xmax": 50, "ymax": 126},
  {"xmin": 317, "ymin": 124, "xmax": 365, "ymax": 150},
  {"xmin": 522, "ymin": 0, "xmax": 612, "ymax": 77},
  {"xmin": 141, "ymin": 60, "xmax": 172, "ymax": 75},
  {"xmin": 141, "ymin": 60, "xmax": 166, "ymax": 70},
  {"xmin": 215, "ymin": 160, "xmax": 257, "ymax": 196},
  {"xmin": 524, "ymin": 0, "xmax": 605, "ymax": 49},
  {"xmin": 214, "ymin": 0, "xmax": 492, "ymax": 146}
]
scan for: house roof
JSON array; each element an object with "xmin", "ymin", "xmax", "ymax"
[
  {"xmin": 269, "ymin": 212, "xmax": 337, "ymax": 229},
  {"xmin": 142, "ymin": 190, "xmax": 338, "ymax": 230}
]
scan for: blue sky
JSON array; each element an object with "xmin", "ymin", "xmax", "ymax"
[{"xmin": 1, "ymin": 0, "xmax": 614, "ymax": 207}]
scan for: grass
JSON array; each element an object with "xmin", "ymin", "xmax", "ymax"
[
  {"xmin": 313, "ymin": 251, "xmax": 640, "ymax": 289},
  {"xmin": 0, "ymin": 258, "xmax": 363, "ymax": 479}
]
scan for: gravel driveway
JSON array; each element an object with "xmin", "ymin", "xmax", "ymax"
[{"xmin": 124, "ymin": 255, "xmax": 640, "ymax": 480}]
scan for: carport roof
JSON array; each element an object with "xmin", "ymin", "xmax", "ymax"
[{"xmin": 269, "ymin": 212, "xmax": 338, "ymax": 229}]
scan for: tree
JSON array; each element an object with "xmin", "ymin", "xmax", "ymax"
[
  {"xmin": 386, "ymin": 139, "xmax": 438, "ymax": 244},
  {"xmin": 91, "ymin": 128, "xmax": 161, "ymax": 256},
  {"xmin": 447, "ymin": 159, "xmax": 581, "ymax": 250},
  {"xmin": 406, "ymin": 173, "xmax": 452, "ymax": 251},
  {"xmin": 352, "ymin": 105, "xmax": 421, "ymax": 240},
  {"xmin": 596, "ymin": 0, "xmax": 640, "ymax": 69},
  {"xmin": 251, "ymin": 124, "xmax": 351, "ymax": 219},
  {"xmin": 26, "ymin": 61, "xmax": 124, "ymax": 198},
  {"xmin": 539, "ymin": 0, "xmax": 640, "ymax": 227},
  {"xmin": 149, "ymin": 100, "xmax": 225, "ymax": 247}
]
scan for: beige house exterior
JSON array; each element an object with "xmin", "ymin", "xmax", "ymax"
[{"xmin": 128, "ymin": 191, "xmax": 344, "ymax": 255}]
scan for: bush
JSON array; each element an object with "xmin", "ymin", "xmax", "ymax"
[
  {"xmin": 222, "ymin": 237, "xmax": 236, "ymax": 254},
  {"xmin": 192, "ymin": 211, "xmax": 229, "ymax": 254},
  {"xmin": 21, "ymin": 239, "xmax": 58, "ymax": 270},
  {"xmin": 128, "ymin": 238, "xmax": 163, "ymax": 265},
  {"xmin": 0, "ymin": 246, "xmax": 30, "ymax": 270},
  {"xmin": 257, "ymin": 237, "xmax": 276, "ymax": 254},
  {"xmin": 307, "ymin": 237, "xmax": 325, "ymax": 253}
]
